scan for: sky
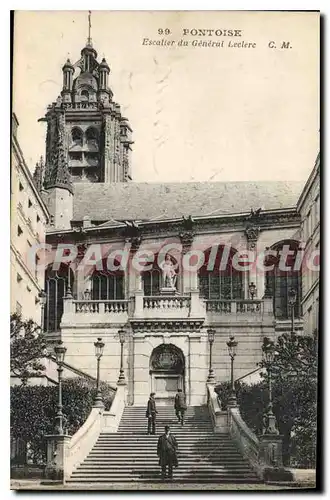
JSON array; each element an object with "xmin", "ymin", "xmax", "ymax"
[{"xmin": 12, "ymin": 10, "xmax": 319, "ymax": 183}]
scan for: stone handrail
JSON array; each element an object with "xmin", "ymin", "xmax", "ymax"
[
  {"xmin": 207, "ymin": 384, "xmax": 228, "ymax": 433},
  {"xmin": 65, "ymin": 405, "xmax": 105, "ymax": 479},
  {"xmin": 64, "ymin": 385, "xmax": 127, "ymax": 480},
  {"xmin": 74, "ymin": 300, "xmax": 128, "ymax": 314},
  {"xmin": 229, "ymin": 406, "xmax": 261, "ymax": 476},
  {"xmin": 144, "ymin": 296, "xmax": 191, "ymax": 310},
  {"xmin": 206, "ymin": 300, "xmax": 232, "ymax": 313},
  {"xmin": 102, "ymin": 384, "xmax": 127, "ymax": 432},
  {"xmin": 205, "ymin": 299, "xmax": 262, "ymax": 314}
]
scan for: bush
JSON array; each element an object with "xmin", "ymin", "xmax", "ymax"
[
  {"xmin": 11, "ymin": 377, "xmax": 115, "ymax": 465},
  {"xmin": 214, "ymin": 377, "xmax": 317, "ymax": 468}
]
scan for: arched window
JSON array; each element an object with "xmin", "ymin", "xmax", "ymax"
[
  {"xmin": 91, "ymin": 268, "xmax": 125, "ymax": 300},
  {"xmin": 44, "ymin": 265, "xmax": 74, "ymax": 332},
  {"xmin": 143, "ymin": 267, "xmax": 161, "ymax": 296},
  {"xmin": 71, "ymin": 127, "xmax": 83, "ymax": 147},
  {"xmin": 198, "ymin": 246, "xmax": 243, "ymax": 300},
  {"xmin": 85, "ymin": 127, "xmax": 99, "ymax": 149},
  {"xmin": 81, "ymin": 89, "xmax": 89, "ymax": 102},
  {"xmin": 264, "ymin": 240, "xmax": 302, "ymax": 319}
]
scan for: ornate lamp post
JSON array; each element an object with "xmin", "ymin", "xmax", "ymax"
[
  {"xmin": 288, "ymin": 287, "xmax": 297, "ymax": 336},
  {"xmin": 54, "ymin": 340, "xmax": 67, "ymax": 434},
  {"xmin": 38, "ymin": 289, "xmax": 47, "ymax": 332},
  {"xmin": 117, "ymin": 328, "xmax": 127, "ymax": 385},
  {"xmin": 249, "ymin": 282, "xmax": 257, "ymax": 300},
  {"xmin": 262, "ymin": 338, "xmax": 278, "ymax": 434},
  {"xmin": 94, "ymin": 337, "xmax": 105, "ymax": 407},
  {"xmin": 207, "ymin": 328, "xmax": 216, "ymax": 383},
  {"xmin": 227, "ymin": 336, "xmax": 238, "ymax": 406}
]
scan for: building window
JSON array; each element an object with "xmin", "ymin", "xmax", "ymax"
[
  {"xmin": 81, "ymin": 89, "xmax": 89, "ymax": 102},
  {"xmin": 314, "ymin": 194, "xmax": 320, "ymax": 224},
  {"xmin": 17, "ymin": 225, "xmax": 23, "ymax": 236},
  {"xmin": 265, "ymin": 240, "xmax": 302, "ymax": 319},
  {"xmin": 198, "ymin": 246, "xmax": 243, "ymax": 300},
  {"xmin": 91, "ymin": 269, "xmax": 125, "ymax": 300},
  {"xmin": 28, "ymin": 199, "xmax": 32, "ymax": 208},
  {"xmin": 71, "ymin": 127, "xmax": 83, "ymax": 148},
  {"xmin": 85, "ymin": 127, "xmax": 99, "ymax": 150},
  {"xmin": 35, "ymin": 254, "xmax": 40, "ymax": 279},
  {"xmin": 36, "ymin": 214, "xmax": 40, "ymax": 223},
  {"xmin": 16, "ymin": 302, "xmax": 22, "ymax": 315},
  {"xmin": 19, "ymin": 182, "xmax": 24, "ymax": 192},
  {"xmin": 307, "ymin": 209, "xmax": 312, "ymax": 238},
  {"xmin": 143, "ymin": 268, "xmax": 161, "ymax": 296},
  {"xmin": 16, "ymin": 273, "xmax": 22, "ymax": 283},
  {"xmin": 44, "ymin": 265, "xmax": 74, "ymax": 332}
]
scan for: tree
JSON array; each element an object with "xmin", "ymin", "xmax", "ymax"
[
  {"xmin": 259, "ymin": 333, "xmax": 317, "ymax": 464},
  {"xmin": 214, "ymin": 333, "xmax": 318, "ymax": 467},
  {"xmin": 10, "ymin": 314, "xmax": 46, "ymax": 384},
  {"xmin": 11, "ymin": 378, "xmax": 115, "ymax": 464}
]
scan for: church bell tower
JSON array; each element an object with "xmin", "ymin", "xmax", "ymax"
[{"xmin": 37, "ymin": 12, "xmax": 134, "ymax": 229}]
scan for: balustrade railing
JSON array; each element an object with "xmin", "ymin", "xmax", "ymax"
[
  {"xmin": 74, "ymin": 300, "xmax": 128, "ymax": 314},
  {"xmin": 236, "ymin": 300, "xmax": 262, "ymax": 314},
  {"xmin": 206, "ymin": 299, "xmax": 263, "ymax": 314},
  {"xmin": 206, "ymin": 300, "xmax": 232, "ymax": 313},
  {"xmin": 144, "ymin": 296, "xmax": 191, "ymax": 310}
]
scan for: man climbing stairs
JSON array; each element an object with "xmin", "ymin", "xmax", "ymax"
[{"xmin": 67, "ymin": 406, "xmax": 260, "ymax": 483}]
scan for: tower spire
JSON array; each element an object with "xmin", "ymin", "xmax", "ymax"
[{"xmin": 87, "ymin": 10, "xmax": 92, "ymax": 46}]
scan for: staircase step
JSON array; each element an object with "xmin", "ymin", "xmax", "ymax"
[{"xmin": 68, "ymin": 405, "xmax": 259, "ymax": 485}]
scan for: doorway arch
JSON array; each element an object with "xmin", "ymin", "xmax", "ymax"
[{"xmin": 149, "ymin": 344, "xmax": 185, "ymax": 405}]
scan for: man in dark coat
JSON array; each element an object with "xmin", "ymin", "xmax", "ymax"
[
  {"xmin": 174, "ymin": 388, "xmax": 187, "ymax": 426},
  {"xmin": 146, "ymin": 392, "xmax": 158, "ymax": 434},
  {"xmin": 157, "ymin": 425, "xmax": 178, "ymax": 480}
]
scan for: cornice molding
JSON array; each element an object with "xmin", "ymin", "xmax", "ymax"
[{"xmin": 130, "ymin": 318, "xmax": 204, "ymax": 333}]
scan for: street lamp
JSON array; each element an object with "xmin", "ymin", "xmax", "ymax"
[
  {"xmin": 288, "ymin": 288, "xmax": 297, "ymax": 336},
  {"xmin": 227, "ymin": 336, "xmax": 238, "ymax": 406},
  {"xmin": 262, "ymin": 338, "xmax": 278, "ymax": 435},
  {"xmin": 117, "ymin": 328, "xmax": 127, "ymax": 385},
  {"xmin": 94, "ymin": 337, "xmax": 105, "ymax": 407},
  {"xmin": 38, "ymin": 289, "xmax": 47, "ymax": 332},
  {"xmin": 249, "ymin": 282, "xmax": 257, "ymax": 300},
  {"xmin": 207, "ymin": 328, "xmax": 216, "ymax": 383},
  {"xmin": 54, "ymin": 340, "xmax": 67, "ymax": 434}
]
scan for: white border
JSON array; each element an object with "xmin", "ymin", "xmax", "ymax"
[{"xmin": 2, "ymin": 2, "xmax": 327, "ymax": 499}]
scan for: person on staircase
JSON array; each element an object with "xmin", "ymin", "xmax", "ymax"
[
  {"xmin": 157, "ymin": 425, "xmax": 178, "ymax": 480},
  {"xmin": 146, "ymin": 392, "xmax": 158, "ymax": 435},
  {"xmin": 174, "ymin": 388, "xmax": 187, "ymax": 426}
]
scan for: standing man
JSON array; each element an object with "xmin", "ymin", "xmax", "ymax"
[
  {"xmin": 146, "ymin": 392, "xmax": 158, "ymax": 435},
  {"xmin": 174, "ymin": 388, "xmax": 187, "ymax": 426},
  {"xmin": 157, "ymin": 425, "xmax": 178, "ymax": 480}
]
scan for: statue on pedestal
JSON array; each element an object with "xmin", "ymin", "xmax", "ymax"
[{"xmin": 160, "ymin": 254, "xmax": 177, "ymax": 290}]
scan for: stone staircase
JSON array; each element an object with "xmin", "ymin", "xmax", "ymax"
[{"xmin": 67, "ymin": 406, "xmax": 260, "ymax": 483}]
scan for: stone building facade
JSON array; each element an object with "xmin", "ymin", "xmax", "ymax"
[
  {"xmin": 297, "ymin": 153, "xmax": 320, "ymax": 337},
  {"xmin": 11, "ymin": 113, "xmax": 50, "ymax": 324},
  {"xmin": 33, "ymin": 38, "xmax": 316, "ymax": 406}
]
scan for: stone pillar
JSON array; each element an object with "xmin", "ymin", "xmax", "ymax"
[
  {"xmin": 244, "ymin": 220, "xmax": 261, "ymax": 298},
  {"xmin": 44, "ymin": 434, "xmax": 71, "ymax": 482},
  {"xmin": 179, "ymin": 225, "xmax": 194, "ymax": 293}
]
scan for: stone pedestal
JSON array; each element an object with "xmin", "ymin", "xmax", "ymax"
[
  {"xmin": 44, "ymin": 434, "xmax": 71, "ymax": 482},
  {"xmin": 189, "ymin": 289, "xmax": 205, "ymax": 317},
  {"xmin": 160, "ymin": 287, "xmax": 179, "ymax": 296},
  {"xmin": 133, "ymin": 289, "xmax": 144, "ymax": 317},
  {"xmin": 259, "ymin": 434, "xmax": 283, "ymax": 468}
]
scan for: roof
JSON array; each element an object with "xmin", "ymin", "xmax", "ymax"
[{"xmin": 72, "ymin": 180, "xmax": 305, "ymax": 222}]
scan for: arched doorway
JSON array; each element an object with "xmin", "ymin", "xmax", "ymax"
[{"xmin": 149, "ymin": 344, "xmax": 185, "ymax": 405}]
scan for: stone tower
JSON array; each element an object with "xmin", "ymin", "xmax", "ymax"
[{"xmin": 37, "ymin": 21, "xmax": 133, "ymax": 229}]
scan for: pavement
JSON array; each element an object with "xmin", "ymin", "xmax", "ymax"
[{"xmin": 10, "ymin": 480, "xmax": 316, "ymax": 491}]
